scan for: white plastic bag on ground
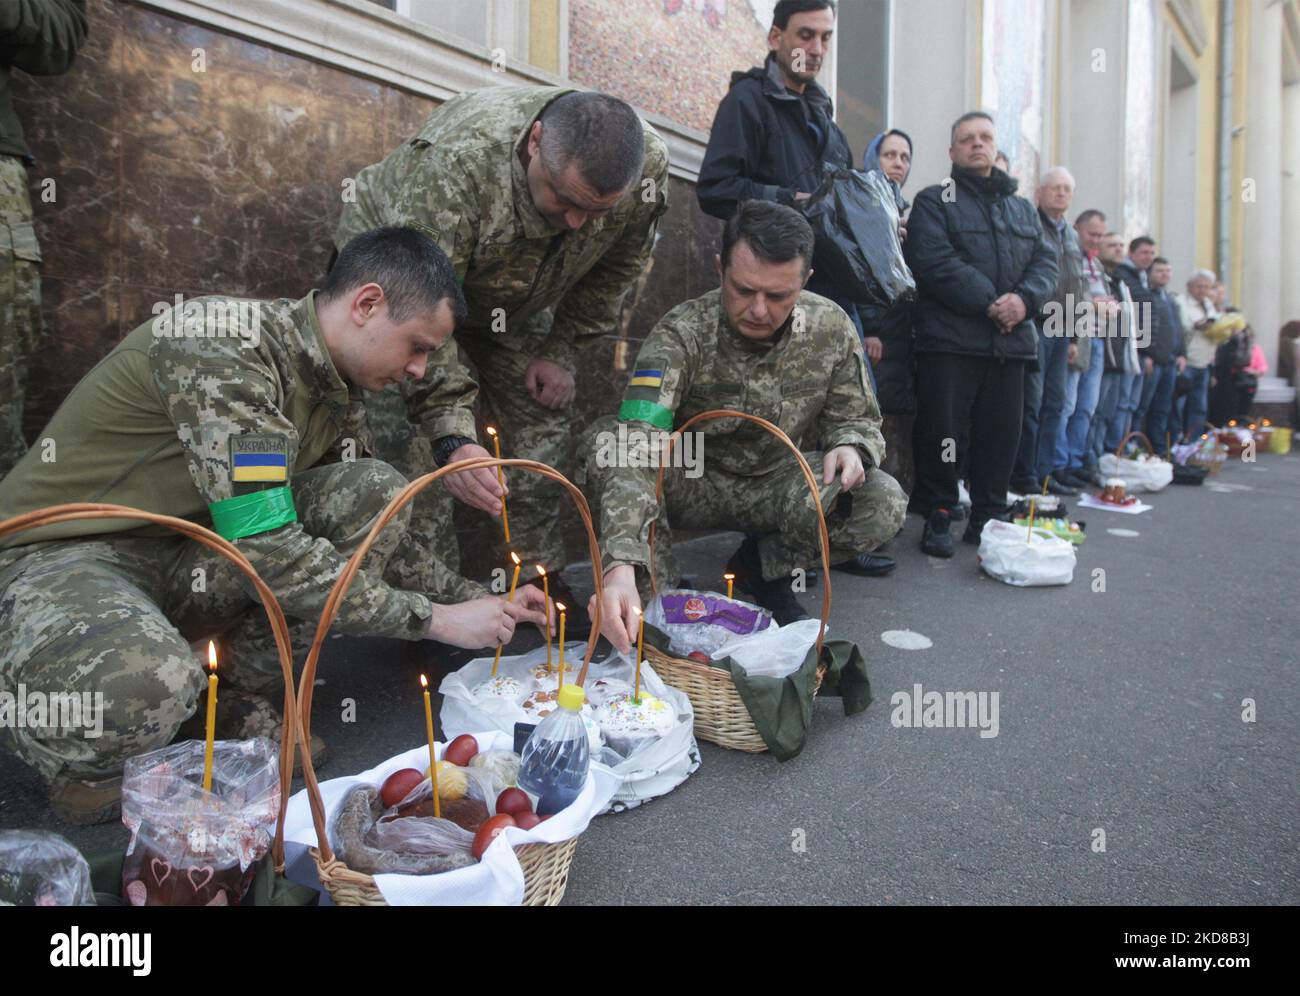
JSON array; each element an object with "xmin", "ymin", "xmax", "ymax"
[
  {"xmin": 977, "ymin": 519, "xmax": 1076, "ymax": 587},
  {"xmin": 1098, "ymin": 453, "xmax": 1173, "ymax": 492},
  {"xmin": 439, "ymin": 647, "xmax": 699, "ymax": 814},
  {"xmin": 282, "ymin": 731, "xmax": 617, "ymax": 906}
]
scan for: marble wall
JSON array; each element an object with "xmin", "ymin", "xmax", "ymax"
[{"xmin": 10, "ymin": 0, "xmax": 722, "ymax": 569}]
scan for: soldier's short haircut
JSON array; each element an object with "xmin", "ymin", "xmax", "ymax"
[
  {"xmin": 721, "ymin": 200, "xmax": 814, "ymax": 274},
  {"xmin": 773, "ymin": 0, "xmax": 836, "ymax": 29},
  {"xmin": 320, "ymin": 227, "xmax": 467, "ymax": 326},
  {"xmin": 538, "ymin": 91, "xmax": 645, "ymax": 196},
  {"xmin": 950, "ymin": 110, "xmax": 995, "ymax": 145}
]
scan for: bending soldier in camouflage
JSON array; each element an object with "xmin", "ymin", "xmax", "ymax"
[
  {"xmin": 584, "ymin": 201, "xmax": 907, "ymax": 651},
  {"xmin": 0, "ymin": 0, "xmax": 89, "ymax": 476},
  {"xmin": 334, "ymin": 86, "xmax": 668, "ymax": 620},
  {"xmin": 0, "ymin": 229, "xmax": 548, "ymax": 823}
]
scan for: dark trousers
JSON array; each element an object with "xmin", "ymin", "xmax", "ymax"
[{"xmin": 912, "ymin": 352, "xmax": 1025, "ymax": 526}]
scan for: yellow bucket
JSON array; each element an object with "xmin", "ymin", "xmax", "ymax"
[{"xmin": 1270, "ymin": 427, "xmax": 1292, "ymax": 455}]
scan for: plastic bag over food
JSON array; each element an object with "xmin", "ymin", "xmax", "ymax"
[
  {"xmin": 120, "ymin": 737, "xmax": 280, "ymax": 906},
  {"xmin": 0, "ymin": 830, "xmax": 93, "ymax": 906},
  {"xmin": 644, "ymin": 589, "xmax": 772, "ymax": 658},
  {"xmin": 801, "ymin": 165, "xmax": 916, "ymax": 307}
]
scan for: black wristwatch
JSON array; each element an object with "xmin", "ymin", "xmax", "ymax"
[{"xmin": 432, "ymin": 435, "xmax": 477, "ymax": 468}]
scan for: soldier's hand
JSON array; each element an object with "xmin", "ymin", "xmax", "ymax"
[
  {"xmin": 525, "ymin": 359, "xmax": 576, "ymax": 410},
  {"xmin": 442, "ymin": 443, "xmax": 508, "ymax": 516},
  {"xmin": 512, "ymin": 583, "xmax": 554, "ymax": 636},
  {"xmin": 589, "ymin": 565, "xmax": 641, "ymax": 655},
  {"xmin": 824, "ymin": 446, "xmax": 866, "ymax": 491},
  {"xmin": 425, "ymin": 594, "xmax": 519, "ymax": 648}
]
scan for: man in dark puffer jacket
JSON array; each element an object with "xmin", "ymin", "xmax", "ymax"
[{"xmin": 905, "ymin": 111, "xmax": 1058, "ymax": 556}]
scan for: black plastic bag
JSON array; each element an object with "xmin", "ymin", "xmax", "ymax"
[{"xmin": 800, "ymin": 165, "xmax": 915, "ymax": 308}]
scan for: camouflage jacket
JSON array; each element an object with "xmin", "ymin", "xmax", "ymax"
[
  {"xmin": 334, "ymin": 85, "xmax": 669, "ymax": 441},
  {"xmin": 0, "ymin": 293, "xmax": 432, "ymax": 640},
  {"xmin": 601, "ymin": 289, "xmax": 885, "ymax": 571}
]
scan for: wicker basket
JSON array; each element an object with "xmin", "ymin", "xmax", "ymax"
[
  {"xmin": 1186, "ymin": 424, "xmax": 1229, "ymax": 475},
  {"xmin": 296, "ymin": 458, "xmax": 605, "ymax": 906},
  {"xmin": 0, "ymin": 503, "xmax": 306, "ymax": 879},
  {"xmin": 643, "ymin": 410, "xmax": 833, "ymax": 753}
]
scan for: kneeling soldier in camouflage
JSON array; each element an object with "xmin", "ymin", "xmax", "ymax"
[
  {"xmin": 585, "ymin": 201, "xmax": 907, "ymax": 652},
  {"xmin": 0, "ymin": 228, "xmax": 548, "ymax": 823}
]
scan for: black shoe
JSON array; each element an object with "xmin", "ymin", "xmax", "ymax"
[
  {"xmin": 1043, "ymin": 475, "xmax": 1081, "ymax": 496},
  {"xmin": 724, "ymin": 536, "xmax": 810, "ymax": 626},
  {"xmin": 1054, "ymin": 468, "xmax": 1087, "ymax": 489},
  {"xmin": 962, "ymin": 508, "xmax": 1012, "ymax": 545},
  {"xmin": 920, "ymin": 509, "xmax": 955, "ymax": 558},
  {"xmin": 949, "ymin": 503, "xmax": 969, "ymax": 522},
  {"xmin": 1079, "ymin": 464, "xmax": 1103, "ymax": 487},
  {"xmin": 1009, "ymin": 478, "xmax": 1038, "ymax": 496},
  {"xmin": 833, "ymin": 552, "xmax": 896, "ymax": 577}
]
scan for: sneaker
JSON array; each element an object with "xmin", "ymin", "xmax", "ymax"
[
  {"xmin": 949, "ymin": 502, "xmax": 969, "ymax": 523},
  {"xmin": 49, "ymin": 776, "xmax": 122, "ymax": 826},
  {"xmin": 920, "ymin": 509, "xmax": 955, "ymax": 558},
  {"xmin": 724, "ymin": 535, "xmax": 810, "ymax": 626}
]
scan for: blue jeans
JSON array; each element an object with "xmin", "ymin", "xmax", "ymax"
[
  {"xmin": 1089, "ymin": 371, "xmax": 1124, "ymax": 464},
  {"xmin": 1137, "ymin": 361, "xmax": 1177, "ymax": 451},
  {"xmin": 1054, "ymin": 369, "xmax": 1080, "ymax": 471},
  {"xmin": 1106, "ymin": 370, "xmax": 1144, "ymax": 451},
  {"xmin": 1013, "ymin": 331, "xmax": 1070, "ymax": 483},
  {"xmin": 1181, "ymin": 364, "xmax": 1210, "ymax": 440},
  {"xmin": 1065, "ymin": 338, "xmax": 1105, "ymax": 470}
]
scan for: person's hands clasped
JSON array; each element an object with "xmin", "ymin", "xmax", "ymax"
[
  {"xmin": 525, "ymin": 359, "xmax": 576, "ymax": 410},
  {"xmin": 824, "ymin": 445, "xmax": 867, "ymax": 491},
  {"xmin": 987, "ymin": 293, "xmax": 1027, "ymax": 332},
  {"xmin": 588, "ymin": 564, "xmax": 641, "ymax": 656},
  {"xmin": 442, "ymin": 442, "xmax": 507, "ymax": 516}
]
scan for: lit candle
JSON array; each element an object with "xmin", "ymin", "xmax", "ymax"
[
  {"xmin": 556, "ymin": 602, "xmax": 566, "ymax": 690},
  {"xmin": 1025, "ymin": 497, "xmax": 1037, "ymax": 543},
  {"xmin": 633, "ymin": 606, "xmax": 644, "ymax": 704},
  {"xmin": 490, "ymin": 552, "xmax": 523, "ymax": 676},
  {"xmin": 485, "ymin": 426, "xmax": 511, "ymax": 544},
  {"xmin": 723, "ymin": 572, "xmax": 734, "ymax": 600},
  {"xmin": 202, "ymin": 641, "xmax": 218, "ymax": 793},
  {"xmin": 537, "ymin": 564, "xmax": 552, "ymax": 671},
  {"xmin": 420, "ymin": 674, "xmax": 440, "ymax": 819}
]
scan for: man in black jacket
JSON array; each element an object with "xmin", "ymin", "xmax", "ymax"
[
  {"xmin": 906, "ymin": 112, "xmax": 1058, "ymax": 556},
  {"xmin": 696, "ymin": 1, "xmax": 855, "ymax": 318}
]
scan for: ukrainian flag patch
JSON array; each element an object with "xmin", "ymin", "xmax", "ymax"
[
  {"xmin": 230, "ymin": 434, "xmax": 289, "ymax": 482},
  {"xmin": 629, "ymin": 368, "xmax": 664, "ymax": 388}
]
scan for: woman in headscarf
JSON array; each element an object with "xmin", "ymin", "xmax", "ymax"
[{"xmin": 834, "ymin": 128, "xmax": 914, "ymax": 579}]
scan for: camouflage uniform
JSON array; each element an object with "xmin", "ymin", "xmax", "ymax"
[
  {"xmin": 0, "ymin": 0, "xmax": 89, "ymax": 476},
  {"xmin": 335, "ymin": 86, "xmax": 669, "ymax": 577},
  {"xmin": 0, "ymin": 294, "xmax": 436, "ymax": 782},
  {"xmin": 582, "ymin": 290, "xmax": 907, "ymax": 592}
]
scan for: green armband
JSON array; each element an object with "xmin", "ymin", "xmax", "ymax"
[
  {"xmin": 208, "ymin": 486, "xmax": 297, "ymax": 541},
  {"xmin": 618, "ymin": 399, "xmax": 674, "ymax": 431}
]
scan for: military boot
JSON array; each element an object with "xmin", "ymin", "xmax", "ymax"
[
  {"xmin": 49, "ymin": 776, "xmax": 123, "ymax": 826},
  {"xmin": 724, "ymin": 535, "xmax": 810, "ymax": 626},
  {"xmin": 173, "ymin": 686, "xmax": 326, "ymax": 773}
]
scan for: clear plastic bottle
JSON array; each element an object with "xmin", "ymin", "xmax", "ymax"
[{"xmin": 517, "ymin": 683, "xmax": 590, "ymax": 816}]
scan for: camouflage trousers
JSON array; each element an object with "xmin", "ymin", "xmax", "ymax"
[
  {"xmin": 0, "ymin": 459, "xmax": 411, "ymax": 782},
  {"xmin": 0, "ymin": 155, "xmax": 43, "ymax": 477},
  {"xmin": 582, "ymin": 416, "xmax": 909, "ymax": 592},
  {"xmin": 378, "ymin": 337, "xmax": 573, "ymax": 593}
]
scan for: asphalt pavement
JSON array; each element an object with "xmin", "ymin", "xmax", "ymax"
[{"xmin": 2, "ymin": 450, "xmax": 1297, "ymax": 905}]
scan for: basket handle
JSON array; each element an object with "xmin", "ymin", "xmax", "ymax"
[
  {"xmin": 1114, "ymin": 430, "xmax": 1156, "ymax": 458},
  {"xmin": 646, "ymin": 409, "xmax": 831, "ymax": 655},
  {"xmin": 296, "ymin": 458, "xmax": 604, "ymax": 865},
  {"xmin": 0, "ymin": 504, "xmax": 302, "ymax": 871}
]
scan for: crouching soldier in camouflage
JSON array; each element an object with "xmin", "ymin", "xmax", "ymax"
[
  {"xmin": 584, "ymin": 201, "xmax": 907, "ymax": 652},
  {"xmin": 0, "ymin": 228, "xmax": 549, "ymax": 823}
]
